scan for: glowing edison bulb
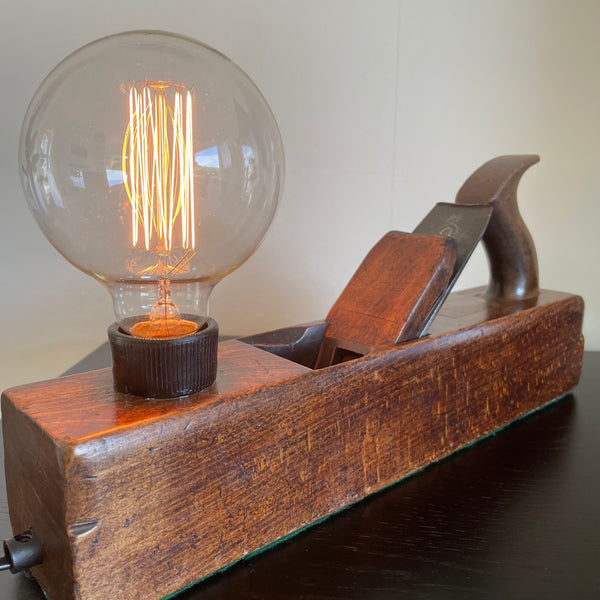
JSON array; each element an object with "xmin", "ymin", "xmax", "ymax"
[
  {"xmin": 123, "ymin": 81, "xmax": 197, "ymax": 338},
  {"xmin": 19, "ymin": 31, "xmax": 284, "ymax": 346}
]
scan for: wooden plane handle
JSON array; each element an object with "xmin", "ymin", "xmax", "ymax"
[{"xmin": 456, "ymin": 154, "xmax": 540, "ymax": 302}]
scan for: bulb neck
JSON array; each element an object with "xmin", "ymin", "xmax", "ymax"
[{"xmin": 107, "ymin": 279, "xmax": 215, "ymax": 334}]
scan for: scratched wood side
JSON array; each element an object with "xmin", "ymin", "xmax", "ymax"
[{"xmin": 1, "ymin": 290, "xmax": 584, "ymax": 600}]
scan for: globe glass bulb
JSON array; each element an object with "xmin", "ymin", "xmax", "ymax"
[{"xmin": 19, "ymin": 30, "xmax": 284, "ymax": 338}]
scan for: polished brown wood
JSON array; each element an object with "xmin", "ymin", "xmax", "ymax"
[
  {"xmin": 316, "ymin": 231, "xmax": 456, "ymax": 367},
  {"xmin": 456, "ymin": 154, "xmax": 540, "ymax": 301},
  {"xmin": 2, "ymin": 352, "xmax": 599, "ymax": 600},
  {"xmin": 1, "ymin": 287, "xmax": 584, "ymax": 600}
]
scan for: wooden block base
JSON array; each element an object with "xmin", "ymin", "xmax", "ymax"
[{"xmin": 1, "ymin": 288, "xmax": 584, "ymax": 600}]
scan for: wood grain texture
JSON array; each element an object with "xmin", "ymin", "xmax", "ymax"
[
  {"xmin": 316, "ymin": 231, "xmax": 456, "ymax": 367},
  {"xmin": 3, "ymin": 354, "xmax": 600, "ymax": 600},
  {"xmin": 1, "ymin": 289, "xmax": 584, "ymax": 600}
]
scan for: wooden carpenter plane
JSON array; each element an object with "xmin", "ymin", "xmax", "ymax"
[{"xmin": 1, "ymin": 156, "xmax": 584, "ymax": 600}]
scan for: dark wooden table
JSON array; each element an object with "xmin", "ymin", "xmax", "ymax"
[{"xmin": 1, "ymin": 349, "xmax": 599, "ymax": 599}]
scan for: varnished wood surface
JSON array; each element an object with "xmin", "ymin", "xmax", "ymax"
[
  {"xmin": 0, "ymin": 351, "xmax": 598, "ymax": 599},
  {"xmin": 317, "ymin": 231, "xmax": 456, "ymax": 366},
  {"xmin": 5, "ymin": 289, "xmax": 576, "ymax": 450},
  {"xmin": 3, "ymin": 340, "xmax": 311, "ymax": 442},
  {"xmin": 324, "ymin": 231, "xmax": 456, "ymax": 346},
  {"xmin": 0, "ymin": 289, "xmax": 585, "ymax": 599}
]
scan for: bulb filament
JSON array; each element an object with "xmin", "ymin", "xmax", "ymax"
[{"xmin": 123, "ymin": 81, "xmax": 198, "ymax": 338}]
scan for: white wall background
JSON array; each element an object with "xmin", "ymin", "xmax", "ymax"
[{"xmin": 1, "ymin": 0, "xmax": 598, "ymax": 391}]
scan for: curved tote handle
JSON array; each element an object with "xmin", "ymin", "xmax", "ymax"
[{"xmin": 456, "ymin": 154, "xmax": 540, "ymax": 301}]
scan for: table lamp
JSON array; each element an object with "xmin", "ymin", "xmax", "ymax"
[{"xmin": 0, "ymin": 29, "xmax": 584, "ymax": 600}]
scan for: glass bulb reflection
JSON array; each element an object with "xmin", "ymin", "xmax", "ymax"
[{"xmin": 19, "ymin": 31, "xmax": 284, "ymax": 338}]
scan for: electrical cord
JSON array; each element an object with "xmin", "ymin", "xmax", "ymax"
[{"xmin": 0, "ymin": 530, "xmax": 43, "ymax": 574}]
